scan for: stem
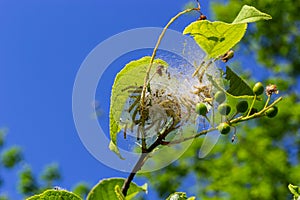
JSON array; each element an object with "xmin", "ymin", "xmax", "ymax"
[
  {"xmin": 121, "ymin": 153, "xmax": 148, "ymax": 196},
  {"xmin": 167, "ymin": 128, "xmax": 216, "ymax": 145},
  {"xmin": 121, "ymin": 125, "xmax": 177, "ymax": 196},
  {"xmin": 230, "ymin": 96, "xmax": 283, "ymax": 124},
  {"xmin": 264, "ymin": 95, "xmax": 271, "ymax": 109},
  {"xmin": 122, "ymin": 8, "xmax": 200, "ymax": 195},
  {"xmin": 246, "ymin": 95, "xmax": 257, "ymax": 117},
  {"xmin": 136, "ymin": 6, "xmax": 200, "ymax": 163},
  {"xmin": 164, "ymin": 96, "xmax": 283, "ymax": 146},
  {"xmin": 140, "ymin": 7, "xmax": 199, "ymax": 110}
]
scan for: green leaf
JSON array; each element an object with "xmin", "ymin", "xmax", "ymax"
[
  {"xmin": 40, "ymin": 163, "xmax": 61, "ymax": 184},
  {"xmin": 233, "ymin": 5, "xmax": 272, "ymax": 24},
  {"xmin": 18, "ymin": 165, "xmax": 39, "ymax": 196},
  {"xmin": 109, "ymin": 56, "xmax": 168, "ymax": 158},
  {"xmin": 0, "ymin": 129, "xmax": 7, "ymax": 147},
  {"xmin": 288, "ymin": 184, "xmax": 300, "ymax": 198},
  {"xmin": 225, "ymin": 66, "xmax": 254, "ymax": 96},
  {"xmin": 1, "ymin": 146, "xmax": 23, "ymax": 168},
  {"xmin": 87, "ymin": 178, "xmax": 147, "ymax": 200},
  {"xmin": 0, "ymin": 195, "xmax": 9, "ymax": 200},
  {"xmin": 26, "ymin": 189, "xmax": 82, "ymax": 200},
  {"xmin": 166, "ymin": 192, "xmax": 195, "ymax": 200},
  {"xmin": 183, "ymin": 20, "xmax": 247, "ymax": 58}
]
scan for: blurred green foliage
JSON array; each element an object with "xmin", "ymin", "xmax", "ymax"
[
  {"xmin": 0, "ymin": 195, "xmax": 8, "ymax": 200},
  {"xmin": 142, "ymin": 94, "xmax": 300, "ymax": 199},
  {"xmin": 1, "ymin": 146, "xmax": 23, "ymax": 168},
  {"xmin": 18, "ymin": 166, "xmax": 39, "ymax": 196},
  {"xmin": 0, "ymin": 130, "xmax": 6, "ymax": 147},
  {"xmin": 140, "ymin": 0, "xmax": 300, "ymax": 199},
  {"xmin": 72, "ymin": 182, "xmax": 90, "ymax": 199},
  {"xmin": 0, "ymin": 130, "xmax": 88, "ymax": 199},
  {"xmin": 40, "ymin": 163, "xmax": 61, "ymax": 187},
  {"xmin": 0, "ymin": 130, "xmax": 24, "ymax": 199}
]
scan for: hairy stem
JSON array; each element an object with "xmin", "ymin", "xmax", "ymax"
[{"xmin": 140, "ymin": 7, "xmax": 199, "ymax": 112}]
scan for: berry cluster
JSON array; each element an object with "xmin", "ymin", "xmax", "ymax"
[{"xmin": 195, "ymin": 82, "xmax": 280, "ymax": 136}]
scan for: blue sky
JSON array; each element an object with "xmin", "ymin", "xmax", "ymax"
[
  {"xmin": 0, "ymin": 0, "xmax": 213, "ymax": 199},
  {"xmin": 2, "ymin": 1, "xmax": 291, "ymax": 199}
]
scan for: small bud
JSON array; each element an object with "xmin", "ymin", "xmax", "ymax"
[
  {"xmin": 199, "ymin": 14, "xmax": 207, "ymax": 20},
  {"xmin": 220, "ymin": 50, "xmax": 234, "ymax": 62},
  {"xmin": 266, "ymin": 84, "xmax": 279, "ymax": 96}
]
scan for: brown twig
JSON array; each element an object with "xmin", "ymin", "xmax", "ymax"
[{"xmin": 121, "ymin": 126, "xmax": 177, "ymax": 196}]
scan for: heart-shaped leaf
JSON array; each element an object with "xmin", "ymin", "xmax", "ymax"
[
  {"xmin": 183, "ymin": 20, "xmax": 247, "ymax": 58},
  {"xmin": 109, "ymin": 56, "xmax": 168, "ymax": 158}
]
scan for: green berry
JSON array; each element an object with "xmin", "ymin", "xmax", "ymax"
[
  {"xmin": 214, "ymin": 91, "xmax": 226, "ymax": 104},
  {"xmin": 249, "ymin": 108, "xmax": 258, "ymax": 115},
  {"xmin": 253, "ymin": 82, "xmax": 264, "ymax": 96},
  {"xmin": 266, "ymin": 106, "xmax": 278, "ymax": 118},
  {"xmin": 218, "ymin": 103, "xmax": 231, "ymax": 115},
  {"xmin": 236, "ymin": 101, "xmax": 248, "ymax": 113},
  {"xmin": 195, "ymin": 103, "xmax": 207, "ymax": 116},
  {"xmin": 218, "ymin": 123, "xmax": 231, "ymax": 135}
]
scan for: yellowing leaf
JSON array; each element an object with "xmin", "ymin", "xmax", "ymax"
[
  {"xmin": 183, "ymin": 20, "xmax": 247, "ymax": 58},
  {"xmin": 233, "ymin": 5, "xmax": 272, "ymax": 24},
  {"xmin": 109, "ymin": 56, "xmax": 168, "ymax": 158}
]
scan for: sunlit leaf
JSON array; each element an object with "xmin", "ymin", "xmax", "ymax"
[
  {"xmin": 109, "ymin": 56, "xmax": 168, "ymax": 158},
  {"xmin": 183, "ymin": 20, "xmax": 247, "ymax": 58},
  {"xmin": 26, "ymin": 189, "xmax": 82, "ymax": 200},
  {"xmin": 225, "ymin": 66, "xmax": 254, "ymax": 96},
  {"xmin": 166, "ymin": 192, "xmax": 195, "ymax": 200},
  {"xmin": 87, "ymin": 178, "xmax": 147, "ymax": 200},
  {"xmin": 233, "ymin": 5, "xmax": 272, "ymax": 24},
  {"xmin": 114, "ymin": 185, "xmax": 125, "ymax": 200},
  {"xmin": 288, "ymin": 184, "xmax": 300, "ymax": 198}
]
